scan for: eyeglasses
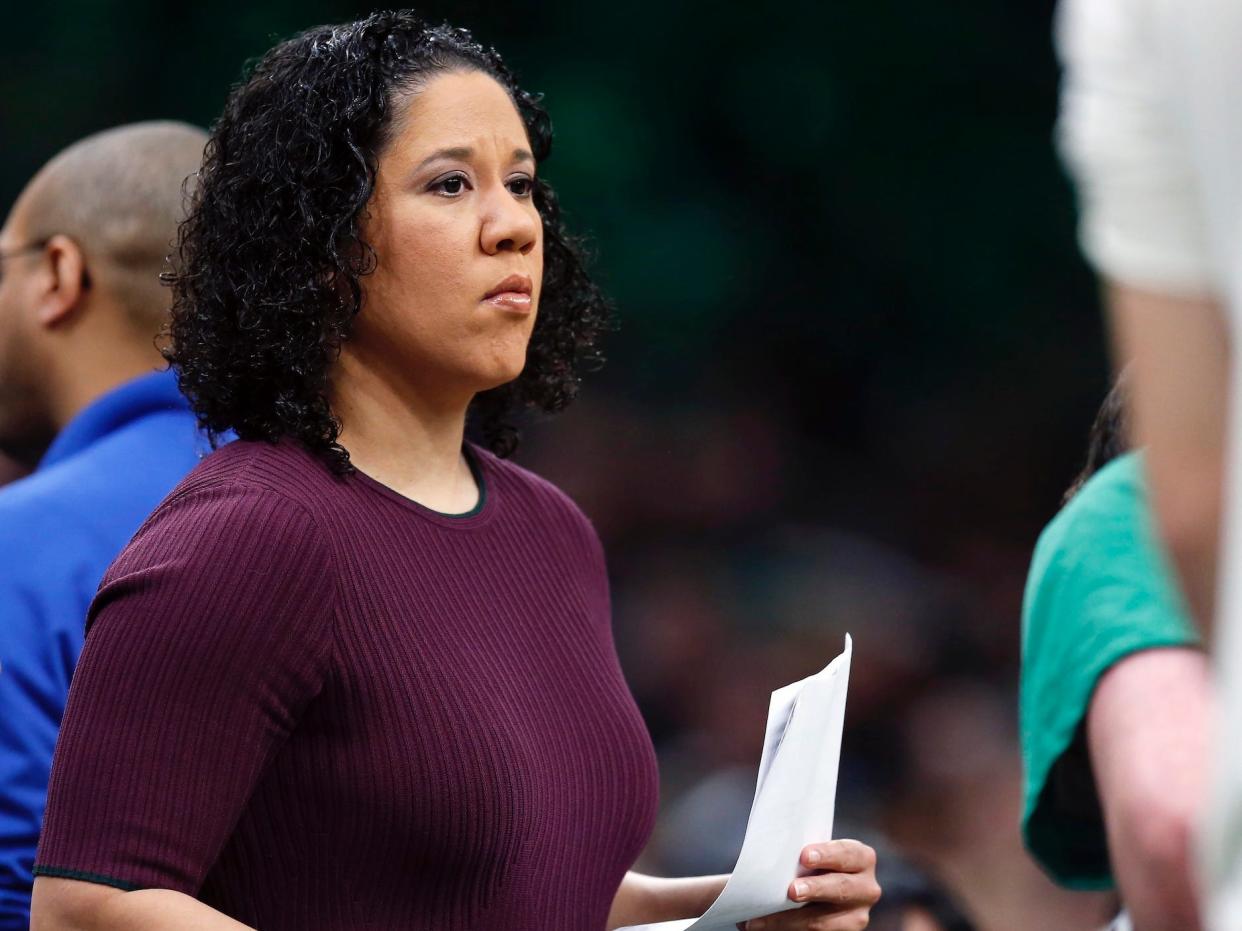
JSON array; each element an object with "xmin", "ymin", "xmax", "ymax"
[{"xmin": 0, "ymin": 238, "xmax": 50, "ymax": 282}]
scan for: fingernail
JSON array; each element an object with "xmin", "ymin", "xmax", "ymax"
[
  {"xmin": 792, "ymin": 880, "xmax": 808, "ymax": 899},
  {"xmin": 806, "ymin": 848, "xmax": 821, "ymax": 865},
  {"xmin": 749, "ymin": 921, "xmax": 766, "ymax": 931}
]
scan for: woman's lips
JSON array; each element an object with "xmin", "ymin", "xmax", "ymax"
[{"xmin": 483, "ymin": 291, "xmax": 533, "ymax": 313}]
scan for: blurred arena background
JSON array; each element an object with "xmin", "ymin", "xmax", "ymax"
[{"xmin": 0, "ymin": 1, "xmax": 1117, "ymax": 927}]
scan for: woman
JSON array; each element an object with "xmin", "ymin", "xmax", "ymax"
[
  {"xmin": 30, "ymin": 12, "xmax": 880, "ymax": 931},
  {"xmin": 1020, "ymin": 377, "xmax": 1208, "ymax": 930}
]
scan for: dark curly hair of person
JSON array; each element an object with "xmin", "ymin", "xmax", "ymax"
[{"xmin": 164, "ymin": 10, "xmax": 610, "ymax": 473}]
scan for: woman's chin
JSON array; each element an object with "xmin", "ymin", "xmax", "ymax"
[{"xmin": 473, "ymin": 360, "xmax": 528, "ymax": 393}]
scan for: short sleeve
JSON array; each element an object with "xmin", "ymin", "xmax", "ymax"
[
  {"xmin": 1019, "ymin": 453, "xmax": 1200, "ymax": 887},
  {"xmin": 1055, "ymin": 0, "xmax": 1217, "ymax": 295},
  {"xmin": 33, "ymin": 480, "xmax": 336, "ymax": 895}
]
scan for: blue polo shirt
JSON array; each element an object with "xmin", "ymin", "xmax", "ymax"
[{"xmin": 0, "ymin": 369, "xmax": 209, "ymax": 928}]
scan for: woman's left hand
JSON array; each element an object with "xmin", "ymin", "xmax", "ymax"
[{"xmin": 739, "ymin": 839, "xmax": 881, "ymax": 931}]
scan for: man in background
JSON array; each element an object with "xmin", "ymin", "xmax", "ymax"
[
  {"xmin": 0, "ymin": 121, "xmax": 210, "ymax": 928},
  {"xmin": 1056, "ymin": 1, "xmax": 1242, "ymax": 927}
]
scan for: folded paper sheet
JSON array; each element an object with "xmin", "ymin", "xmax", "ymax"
[{"xmin": 618, "ymin": 635, "xmax": 852, "ymax": 931}]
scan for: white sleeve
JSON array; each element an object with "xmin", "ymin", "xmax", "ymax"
[{"xmin": 1055, "ymin": 0, "xmax": 1218, "ymax": 296}]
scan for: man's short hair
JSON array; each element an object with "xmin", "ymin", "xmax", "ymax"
[{"xmin": 20, "ymin": 121, "xmax": 208, "ymax": 333}]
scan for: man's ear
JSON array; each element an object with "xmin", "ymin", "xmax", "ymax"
[{"xmin": 33, "ymin": 234, "xmax": 89, "ymax": 329}]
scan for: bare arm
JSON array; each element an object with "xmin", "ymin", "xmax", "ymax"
[
  {"xmin": 608, "ymin": 842, "xmax": 879, "ymax": 930},
  {"xmin": 607, "ymin": 871, "xmax": 729, "ymax": 929},
  {"xmin": 1106, "ymin": 283, "xmax": 1229, "ymax": 634},
  {"xmin": 31, "ymin": 877, "xmax": 254, "ymax": 931},
  {"xmin": 1087, "ymin": 647, "xmax": 1212, "ymax": 931}
]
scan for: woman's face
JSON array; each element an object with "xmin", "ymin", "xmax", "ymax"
[{"xmin": 348, "ymin": 69, "xmax": 543, "ymax": 403}]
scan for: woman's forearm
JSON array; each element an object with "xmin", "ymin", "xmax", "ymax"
[
  {"xmin": 32, "ymin": 878, "xmax": 255, "ymax": 931},
  {"xmin": 96, "ymin": 890, "xmax": 254, "ymax": 930},
  {"xmin": 607, "ymin": 871, "xmax": 729, "ymax": 929}
]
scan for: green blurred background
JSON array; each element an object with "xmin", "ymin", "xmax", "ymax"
[{"xmin": 1, "ymin": 2, "xmax": 1117, "ymax": 927}]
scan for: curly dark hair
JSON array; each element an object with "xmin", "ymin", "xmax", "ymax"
[{"xmin": 164, "ymin": 10, "xmax": 610, "ymax": 473}]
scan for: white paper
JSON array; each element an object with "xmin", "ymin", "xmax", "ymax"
[{"xmin": 619, "ymin": 635, "xmax": 852, "ymax": 931}]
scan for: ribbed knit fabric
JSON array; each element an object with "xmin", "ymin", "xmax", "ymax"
[{"xmin": 35, "ymin": 439, "xmax": 659, "ymax": 930}]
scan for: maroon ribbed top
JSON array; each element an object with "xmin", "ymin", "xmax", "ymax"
[{"xmin": 35, "ymin": 439, "xmax": 659, "ymax": 930}]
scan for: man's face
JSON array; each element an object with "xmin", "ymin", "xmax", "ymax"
[{"xmin": 0, "ymin": 204, "xmax": 54, "ymax": 466}]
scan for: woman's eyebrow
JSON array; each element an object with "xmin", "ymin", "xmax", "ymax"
[{"xmin": 415, "ymin": 146, "xmax": 534, "ymax": 171}]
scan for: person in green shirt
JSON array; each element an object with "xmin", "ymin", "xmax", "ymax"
[{"xmin": 1021, "ymin": 379, "xmax": 1210, "ymax": 930}]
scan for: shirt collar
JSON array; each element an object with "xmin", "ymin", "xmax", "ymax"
[{"xmin": 38, "ymin": 368, "xmax": 191, "ymax": 471}]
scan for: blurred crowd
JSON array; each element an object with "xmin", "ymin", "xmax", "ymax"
[
  {"xmin": 2, "ymin": 1, "xmax": 1203, "ymax": 928},
  {"xmin": 0, "ymin": 373, "xmax": 1107, "ymax": 930},
  {"xmin": 521, "ymin": 394, "xmax": 1114, "ymax": 930}
]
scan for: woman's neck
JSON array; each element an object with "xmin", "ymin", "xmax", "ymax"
[{"xmin": 330, "ymin": 358, "xmax": 479, "ymax": 514}]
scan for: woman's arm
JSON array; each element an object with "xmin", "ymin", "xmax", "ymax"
[
  {"xmin": 609, "ymin": 841, "xmax": 880, "ymax": 930},
  {"xmin": 31, "ymin": 878, "xmax": 253, "ymax": 931},
  {"xmin": 607, "ymin": 872, "xmax": 729, "ymax": 928},
  {"xmin": 32, "ymin": 489, "xmax": 337, "ymax": 913}
]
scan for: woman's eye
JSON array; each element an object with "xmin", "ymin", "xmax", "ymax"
[
  {"xmin": 508, "ymin": 177, "xmax": 535, "ymax": 197},
  {"xmin": 431, "ymin": 174, "xmax": 469, "ymax": 196}
]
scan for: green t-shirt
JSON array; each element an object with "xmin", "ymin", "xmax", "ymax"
[{"xmin": 1020, "ymin": 452, "xmax": 1200, "ymax": 889}]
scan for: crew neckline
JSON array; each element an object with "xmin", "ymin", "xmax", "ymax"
[{"xmin": 347, "ymin": 443, "xmax": 495, "ymax": 529}]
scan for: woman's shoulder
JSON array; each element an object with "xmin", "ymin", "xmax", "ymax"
[
  {"xmin": 471, "ymin": 444, "xmax": 605, "ymax": 557},
  {"xmin": 84, "ymin": 445, "xmax": 340, "ymax": 672},
  {"xmin": 474, "ymin": 445, "xmax": 594, "ymax": 522},
  {"xmin": 171, "ymin": 437, "xmax": 338, "ymax": 502},
  {"xmin": 119, "ymin": 439, "xmax": 338, "ymax": 573}
]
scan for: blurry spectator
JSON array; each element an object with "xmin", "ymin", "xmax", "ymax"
[
  {"xmin": 530, "ymin": 397, "xmax": 1112, "ymax": 927},
  {"xmin": 868, "ymin": 852, "xmax": 975, "ymax": 931},
  {"xmin": 1056, "ymin": 1, "xmax": 1242, "ymax": 924},
  {"xmin": 1020, "ymin": 379, "xmax": 1208, "ymax": 929},
  {"xmin": 1055, "ymin": 0, "xmax": 1235, "ymax": 632},
  {"xmin": 0, "ymin": 122, "xmax": 209, "ymax": 928}
]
